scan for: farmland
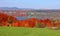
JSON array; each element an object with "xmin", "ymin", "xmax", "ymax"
[{"xmin": 0, "ymin": 27, "xmax": 60, "ymax": 36}]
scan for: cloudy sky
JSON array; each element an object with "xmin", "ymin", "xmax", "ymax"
[{"xmin": 0, "ymin": 0, "xmax": 60, "ymax": 9}]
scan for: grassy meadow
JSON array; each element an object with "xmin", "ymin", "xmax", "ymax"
[{"xmin": 0, "ymin": 27, "xmax": 60, "ymax": 36}]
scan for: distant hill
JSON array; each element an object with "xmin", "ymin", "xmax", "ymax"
[
  {"xmin": 0, "ymin": 7, "xmax": 34, "ymax": 10},
  {"xmin": 0, "ymin": 7, "xmax": 60, "ymax": 12}
]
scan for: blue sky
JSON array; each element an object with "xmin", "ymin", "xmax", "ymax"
[{"xmin": 0, "ymin": 0, "xmax": 60, "ymax": 9}]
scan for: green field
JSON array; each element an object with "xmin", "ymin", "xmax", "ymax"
[{"xmin": 0, "ymin": 27, "xmax": 60, "ymax": 36}]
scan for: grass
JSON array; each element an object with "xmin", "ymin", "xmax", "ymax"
[{"xmin": 0, "ymin": 27, "xmax": 60, "ymax": 36}]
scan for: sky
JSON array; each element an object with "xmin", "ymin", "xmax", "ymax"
[{"xmin": 0, "ymin": 0, "xmax": 60, "ymax": 9}]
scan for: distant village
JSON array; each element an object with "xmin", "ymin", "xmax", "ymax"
[{"xmin": 0, "ymin": 9, "xmax": 60, "ymax": 20}]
